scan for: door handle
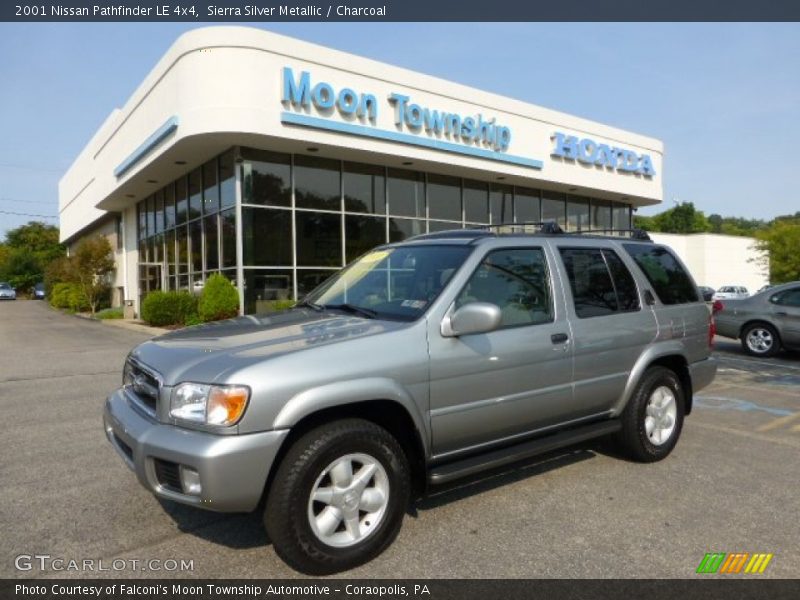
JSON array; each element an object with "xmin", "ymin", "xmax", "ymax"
[
  {"xmin": 775, "ymin": 312, "xmax": 788, "ymax": 316},
  {"xmin": 551, "ymin": 333, "xmax": 569, "ymax": 344}
]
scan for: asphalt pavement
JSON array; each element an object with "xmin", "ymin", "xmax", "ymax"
[{"xmin": 1, "ymin": 300, "xmax": 798, "ymax": 579}]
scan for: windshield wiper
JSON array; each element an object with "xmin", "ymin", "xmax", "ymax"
[
  {"xmin": 324, "ymin": 303, "xmax": 378, "ymax": 319},
  {"xmin": 295, "ymin": 299, "xmax": 324, "ymax": 312}
]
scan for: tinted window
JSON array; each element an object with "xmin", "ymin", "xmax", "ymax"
[
  {"xmin": 560, "ymin": 248, "xmax": 618, "ymax": 318},
  {"xmin": 623, "ymin": 244, "xmax": 699, "ymax": 305},
  {"xmin": 456, "ymin": 248, "xmax": 553, "ymax": 328},
  {"xmin": 604, "ymin": 250, "xmax": 640, "ymax": 311},
  {"xmin": 771, "ymin": 288, "xmax": 800, "ymax": 307}
]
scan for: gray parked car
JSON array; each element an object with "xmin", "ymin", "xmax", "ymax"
[
  {"xmin": 715, "ymin": 281, "xmax": 800, "ymax": 357},
  {"xmin": 0, "ymin": 282, "xmax": 16, "ymax": 300},
  {"xmin": 104, "ymin": 227, "xmax": 716, "ymax": 574}
]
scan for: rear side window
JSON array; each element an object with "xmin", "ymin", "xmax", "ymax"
[
  {"xmin": 559, "ymin": 248, "xmax": 641, "ymax": 318},
  {"xmin": 770, "ymin": 287, "xmax": 800, "ymax": 307},
  {"xmin": 623, "ymin": 244, "xmax": 699, "ymax": 305}
]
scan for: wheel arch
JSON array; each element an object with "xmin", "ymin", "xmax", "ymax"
[
  {"xmin": 739, "ymin": 319, "xmax": 781, "ymax": 342},
  {"xmin": 614, "ymin": 345, "xmax": 693, "ymax": 416},
  {"xmin": 261, "ymin": 395, "xmax": 429, "ymax": 508}
]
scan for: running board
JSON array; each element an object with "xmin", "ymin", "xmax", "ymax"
[{"xmin": 427, "ymin": 420, "xmax": 621, "ymax": 485}]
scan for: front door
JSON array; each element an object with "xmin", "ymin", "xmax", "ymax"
[
  {"xmin": 427, "ymin": 246, "xmax": 575, "ymax": 458},
  {"xmin": 770, "ymin": 286, "xmax": 800, "ymax": 348}
]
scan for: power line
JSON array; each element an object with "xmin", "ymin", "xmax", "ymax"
[
  {"xmin": 0, "ymin": 209, "xmax": 58, "ymax": 219},
  {"xmin": 0, "ymin": 197, "xmax": 57, "ymax": 206}
]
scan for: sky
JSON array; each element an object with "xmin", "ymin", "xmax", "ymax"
[{"xmin": 1, "ymin": 22, "xmax": 799, "ymax": 238}]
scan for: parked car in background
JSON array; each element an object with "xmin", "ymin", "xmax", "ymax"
[
  {"xmin": 698, "ymin": 286, "xmax": 715, "ymax": 302},
  {"xmin": 0, "ymin": 282, "xmax": 16, "ymax": 300},
  {"xmin": 32, "ymin": 282, "xmax": 46, "ymax": 300},
  {"xmin": 757, "ymin": 284, "xmax": 773, "ymax": 294},
  {"xmin": 715, "ymin": 281, "xmax": 800, "ymax": 357},
  {"xmin": 713, "ymin": 286, "xmax": 749, "ymax": 300}
]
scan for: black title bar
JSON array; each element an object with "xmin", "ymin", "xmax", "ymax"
[{"xmin": 3, "ymin": 0, "xmax": 800, "ymax": 22}]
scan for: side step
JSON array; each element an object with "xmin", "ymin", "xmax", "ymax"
[{"xmin": 428, "ymin": 420, "xmax": 621, "ymax": 485}]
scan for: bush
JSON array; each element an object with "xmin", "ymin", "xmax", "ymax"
[
  {"xmin": 198, "ymin": 274, "xmax": 240, "ymax": 322},
  {"xmin": 141, "ymin": 291, "xmax": 197, "ymax": 327},
  {"xmin": 95, "ymin": 307, "xmax": 123, "ymax": 320},
  {"xmin": 50, "ymin": 282, "xmax": 89, "ymax": 312}
]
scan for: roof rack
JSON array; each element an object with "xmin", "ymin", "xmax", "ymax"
[
  {"xmin": 572, "ymin": 228, "xmax": 652, "ymax": 241},
  {"xmin": 472, "ymin": 221, "xmax": 565, "ymax": 235}
]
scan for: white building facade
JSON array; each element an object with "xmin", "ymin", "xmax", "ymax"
[{"xmin": 59, "ymin": 27, "xmax": 664, "ymax": 315}]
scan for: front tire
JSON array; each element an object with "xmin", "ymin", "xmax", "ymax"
[
  {"xmin": 741, "ymin": 323, "xmax": 780, "ymax": 357},
  {"xmin": 619, "ymin": 366, "xmax": 685, "ymax": 462},
  {"xmin": 264, "ymin": 418, "xmax": 410, "ymax": 575}
]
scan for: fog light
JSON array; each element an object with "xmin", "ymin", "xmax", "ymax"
[{"xmin": 179, "ymin": 466, "xmax": 202, "ymax": 496}]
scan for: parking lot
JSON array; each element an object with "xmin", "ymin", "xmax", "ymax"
[{"xmin": 1, "ymin": 300, "xmax": 798, "ymax": 579}]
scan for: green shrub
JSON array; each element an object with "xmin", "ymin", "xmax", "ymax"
[
  {"xmin": 50, "ymin": 282, "xmax": 89, "ymax": 312},
  {"xmin": 141, "ymin": 291, "xmax": 197, "ymax": 327},
  {"xmin": 95, "ymin": 307, "xmax": 123, "ymax": 320},
  {"xmin": 263, "ymin": 299, "xmax": 296, "ymax": 312},
  {"xmin": 198, "ymin": 274, "xmax": 240, "ymax": 322}
]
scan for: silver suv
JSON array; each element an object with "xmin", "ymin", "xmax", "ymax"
[{"xmin": 104, "ymin": 226, "xmax": 717, "ymax": 574}]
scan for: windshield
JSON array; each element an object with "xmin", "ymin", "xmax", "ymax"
[
  {"xmin": 719, "ymin": 287, "xmax": 734, "ymax": 293},
  {"xmin": 304, "ymin": 245, "xmax": 472, "ymax": 321},
  {"xmin": 0, "ymin": 283, "xmax": 10, "ymax": 290}
]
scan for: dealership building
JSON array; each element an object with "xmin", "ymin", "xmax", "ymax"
[{"xmin": 59, "ymin": 26, "xmax": 664, "ymax": 316}]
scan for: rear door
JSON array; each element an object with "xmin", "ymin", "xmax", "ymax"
[
  {"xmin": 770, "ymin": 286, "xmax": 800, "ymax": 347},
  {"xmin": 553, "ymin": 242, "xmax": 657, "ymax": 413}
]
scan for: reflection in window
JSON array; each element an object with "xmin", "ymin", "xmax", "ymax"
[
  {"xmin": 219, "ymin": 150, "xmax": 236, "ymax": 210},
  {"xmin": 154, "ymin": 191, "xmax": 164, "ymax": 233},
  {"xmin": 189, "ymin": 220, "xmax": 203, "ymax": 273},
  {"xmin": 612, "ymin": 202, "xmax": 631, "ymax": 231},
  {"xmin": 176, "ymin": 225, "xmax": 188, "ymax": 274},
  {"xmin": 298, "ymin": 270, "xmax": 336, "ymax": 297},
  {"xmin": 295, "ymin": 155, "xmax": 341, "ymax": 211},
  {"xmin": 456, "ymin": 248, "xmax": 553, "ymax": 327},
  {"xmin": 244, "ymin": 269, "xmax": 293, "ymax": 314},
  {"xmin": 345, "ymin": 214, "xmax": 386, "ymax": 263},
  {"xmin": 388, "ymin": 169, "xmax": 424, "ymax": 218},
  {"xmin": 389, "ymin": 218, "xmax": 424, "ymax": 242},
  {"xmin": 344, "ymin": 162, "xmax": 385, "ymax": 214},
  {"xmin": 560, "ymin": 248, "xmax": 618, "ymax": 318},
  {"xmin": 542, "ymin": 191, "xmax": 566, "ymax": 228},
  {"xmin": 566, "ymin": 196, "xmax": 590, "ymax": 232},
  {"xmin": 623, "ymin": 244, "xmax": 699, "ymax": 305},
  {"xmin": 514, "ymin": 187, "xmax": 540, "ymax": 223},
  {"xmin": 592, "ymin": 199, "xmax": 612, "ymax": 230},
  {"xmin": 220, "ymin": 209, "xmax": 236, "ymax": 269},
  {"xmin": 242, "ymin": 208, "xmax": 292, "ymax": 267},
  {"xmin": 296, "ymin": 211, "xmax": 342, "ymax": 267},
  {"xmin": 464, "ymin": 180, "xmax": 489, "ymax": 223},
  {"xmin": 242, "ymin": 150, "xmax": 291, "ymax": 207},
  {"xmin": 175, "ymin": 177, "xmax": 188, "ymax": 225},
  {"xmin": 428, "ymin": 174, "xmax": 461, "ymax": 221},
  {"xmin": 188, "ymin": 169, "xmax": 202, "ymax": 219},
  {"xmin": 203, "ymin": 158, "xmax": 219, "ymax": 214},
  {"xmin": 204, "ymin": 214, "xmax": 218, "ymax": 271},
  {"xmin": 164, "ymin": 184, "xmax": 176, "ymax": 230},
  {"xmin": 490, "ymin": 184, "xmax": 513, "ymax": 224}
]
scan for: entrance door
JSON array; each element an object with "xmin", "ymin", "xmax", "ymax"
[{"xmin": 138, "ymin": 262, "xmax": 164, "ymax": 307}]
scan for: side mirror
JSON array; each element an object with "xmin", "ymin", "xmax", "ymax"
[{"xmin": 441, "ymin": 302, "xmax": 502, "ymax": 337}]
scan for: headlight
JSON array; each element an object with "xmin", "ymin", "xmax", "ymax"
[
  {"xmin": 122, "ymin": 359, "xmax": 134, "ymax": 386},
  {"xmin": 170, "ymin": 383, "xmax": 250, "ymax": 426}
]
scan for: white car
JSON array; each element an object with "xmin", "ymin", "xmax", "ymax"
[
  {"xmin": 0, "ymin": 282, "xmax": 16, "ymax": 300},
  {"xmin": 713, "ymin": 285, "xmax": 749, "ymax": 300}
]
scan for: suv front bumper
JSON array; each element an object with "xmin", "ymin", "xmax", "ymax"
[{"xmin": 103, "ymin": 388, "xmax": 288, "ymax": 512}]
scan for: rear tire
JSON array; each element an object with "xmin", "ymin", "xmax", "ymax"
[
  {"xmin": 619, "ymin": 366, "xmax": 685, "ymax": 462},
  {"xmin": 741, "ymin": 323, "xmax": 780, "ymax": 357},
  {"xmin": 264, "ymin": 418, "xmax": 410, "ymax": 575}
]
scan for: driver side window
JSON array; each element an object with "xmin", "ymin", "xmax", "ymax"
[{"xmin": 455, "ymin": 248, "xmax": 553, "ymax": 328}]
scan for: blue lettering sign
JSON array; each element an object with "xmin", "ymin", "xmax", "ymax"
[
  {"xmin": 281, "ymin": 67, "xmax": 518, "ymax": 158},
  {"xmin": 551, "ymin": 131, "xmax": 656, "ymax": 177}
]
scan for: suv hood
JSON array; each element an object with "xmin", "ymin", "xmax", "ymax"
[{"xmin": 128, "ymin": 308, "xmax": 408, "ymax": 384}]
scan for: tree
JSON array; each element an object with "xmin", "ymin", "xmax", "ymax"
[
  {"xmin": 754, "ymin": 218, "xmax": 800, "ymax": 284},
  {"xmin": 72, "ymin": 235, "xmax": 115, "ymax": 315},
  {"xmin": 651, "ymin": 202, "xmax": 710, "ymax": 234},
  {"xmin": 0, "ymin": 221, "xmax": 65, "ymax": 295}
]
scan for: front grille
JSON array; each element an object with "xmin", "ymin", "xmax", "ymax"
[
  {"xmin": 154, "ymin": 459, "xmax": 183, "ymax": 493},
  {"xmin": 125, "ymin": 359, "xmax": 160, "ymax": 416}
]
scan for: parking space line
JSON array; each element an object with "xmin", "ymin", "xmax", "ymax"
[
  {"xmin": 716, "ymin": 355, "xmax": 800, "ymax": 372},
  {"xmin": 691, "ymin": 422, "xmax": 800, "ymax": 448},
  {"xmin": 758, "ymin": 412, "xmax": 800, "ymax": 432},
  {"xmin": 711, "ymin": 382, "xmax": 800, "ymax": 399}
]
